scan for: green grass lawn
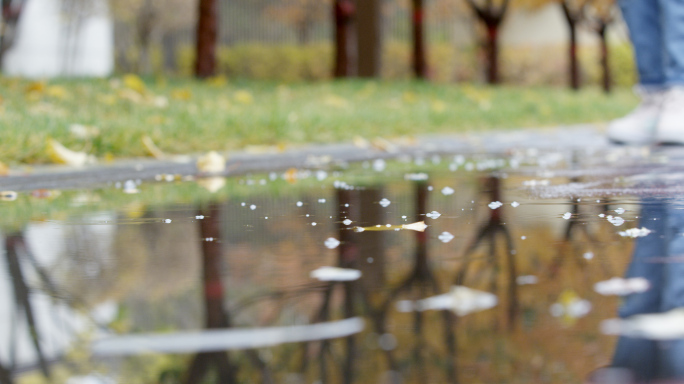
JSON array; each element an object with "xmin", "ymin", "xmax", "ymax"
[{"xmin": 0, "ymin": 76, "xmax": 637, "ymax": 164}]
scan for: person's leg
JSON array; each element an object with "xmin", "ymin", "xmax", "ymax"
[
  {"xmin": 657, "ymin": 199, "xmax": 684, "ymax": 378},
  {"xmin": 612, "ymin": 199, "xmax": 667, "ymax": 381},
  {"xmin": 620, "ymin": 0, "xmax": 666, "ymax": 87},
  {"xmin": 660, "ymin": 0, "xmax": 684, "ymax": 86},
  {"xmin": 654, "ymin": 0, "xmax": 684, "ymax": 143},
  {"xmin": 608, "ymin": 0, "xmax": 665, "ymax": 144}
]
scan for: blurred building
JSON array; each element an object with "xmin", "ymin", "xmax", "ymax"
[{"xmin": 2, "ymin": 0, "xmax": 113, "ymax": 78}]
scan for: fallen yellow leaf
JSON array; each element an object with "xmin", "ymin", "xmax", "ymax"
[
  {"xmin": 25, "ymin": 81, "xmax": 46, "ymax": 94},
  {"xmin": 0, "ymin": 161, "xmax": 8, "ymax": 176},
  {"xmin": 206, "ymin": 75, "xmax": 227, "ymax": 87},
  {"xmin": 46, "ymin": 85, "xmax": 68, "ymax": 99},
  {"xmin": 141, "ymin": 136, "xmax": 166, "ymax": 159},
  {"xmin": 171, "ymin": 88, "xmax": 192, "ymax": 101},
  {"xmin": 234, "ymin": 90, "xmax": 253, "ymax": 104},
  {"xmin": 123, "ymin": 74, "xmax": 146, "ymax": 94},
  {"xmin": 46, "ymin": 138, "xmax": 93, "ymax": 166}
]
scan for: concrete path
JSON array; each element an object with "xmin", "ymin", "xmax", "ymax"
[{"xmin": 0, "ymin": 124, "xmax": 612, "ymax": 191}]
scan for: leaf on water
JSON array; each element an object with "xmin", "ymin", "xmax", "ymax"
[
  {"xmin": 402, "ymin": 221, "xmax": 427, "ymax": 232},
  {"xmin": 196, "ymin": 151, "xmax": 226, "ymax": 174},
  {"xmin": 141, "ymin": 136, "xmax": 166, "ymax": 159},
  {"xmin": 46, "ymin": 138, "xmax": 94, "ymax": 166},
  {"xmin": 284, "ymin": 168, "xmax": 298, "ymax": 184}
]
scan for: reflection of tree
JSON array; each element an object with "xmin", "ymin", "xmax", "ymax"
[
  {"xmin": 183, "ymin": 203, "xmax": 274, "ymax": 384},
  {"xmin": 184, "ymin": 203, "xmax": 235, "ymax": 383},
  {"xmin": 297, "ymin": 187, "xmax": 384, "ymax": 383},
  {"xmin": 4, "ymin": 233, "xmax": 51, "ymax": 380},
  {"xmin": 456, "ymin": 176, "xmax": 517, "ymax": 330},
  {"xmin": 338, "ymin": 182, "xmax": 457, "ymax": 383}
]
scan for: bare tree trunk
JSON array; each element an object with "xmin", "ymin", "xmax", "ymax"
[
  {"xmin": 195, "ymin": 0, "xmax": 218, "ymax": 78},
  {"xmin": 0, "ymin": 1, "xmax": 23, "ymax": 71},
  {"xmin": 598, "ymin": 24, "xmax": 611, "ymax": 93},
  {"xmin": 485, "ymin": 23, "xmax": 499, "ymax": 84},
  {"xmin": 412, "ymin": 0, "xmax": 427, "ymax": 79},
  {"xmin": 297, "ymin": 19, "xmax": 311, "ymax": 45},
  {"xmin": 356, "ymin": 0, "xmax": 382, "ymax": 78},
  {"xmin": 334, "ymin": 0, "xmax": 355, "ymax": 78},
  {"xmin": 162, "ymin": 31, "xmax": 179, "ymax": 74},
  {"xmin": 464, "ymin": 0, "xmax": 509, "ymax": 84},
  {"xmin": 136, "ymin": 0, "xmax": 155, "ymax": 75},
  {"xmin": 561, "ymin": 1, "xmax": 581, "ymax": 90}
]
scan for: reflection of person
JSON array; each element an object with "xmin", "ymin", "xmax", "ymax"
[
  {"xmin": 600, "ymin": 199, "xmax": 684, "ymax": 383},
  {"xmin": 607, "ymin": 0, "xmax": 684, "ymax": 145}
]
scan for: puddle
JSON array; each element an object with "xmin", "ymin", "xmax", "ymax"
[{"xmin": 2, "ymin": 146, "xmax": 683, "ymax": 383}]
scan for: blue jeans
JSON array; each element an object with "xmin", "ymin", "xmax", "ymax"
[
  {"xmin": 619, "ymin": 0, "xmax": 684, "ymax": 87},
  {"xmin": 612, "ymin": 198, "xmax": 684, "ymax": 381}
]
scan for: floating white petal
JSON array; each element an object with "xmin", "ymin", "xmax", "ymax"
[
  {"xmin": 310, "ymin": 266, "xmax": 362, "ymax": 281},
  {"xmin": 488, "ymin": 201, "xmax": 503, "ymax": 210},
  {"xmin": 562, "ymin": 212, "xmax": 572, "ymax": 220},
  {"xmin": 594, "ymin": 277, "xmax": 650, "ymax": 296},
  {"xmin": 618, "ymin": 227, "xmax": 652, "ymax": 238},
  {"xmin": 379, "ymin": 198, "xmax": 391, "ymax": 208},
  {"xmin": 511, "ymin": 201, "xmax": 520, "ymax": 208},
  {"xmin": 425, "ymin": 211, "xmax": 441, "ymax": 219},
  {"xmin": 438, "ymin": 231, "xmax": 454, "ymax": 243},
  {"xmin": 396, "ymin": 286, "xmax": 498, "ymax": 316},
  {"xmin": 607, "ymin": 215, "xmax": 625, "ymax": 226},
  {"xmin": 516, "ymin": 275, "xmax": 538, "ymax": 285},
  {"xmin": 601, "ymin": 308, "xmax": 684, "ymax": 340},
  {"xmin": 324, "ymin": 238, "xmax": 341, "ymax": 249},
  {"xmin": 441, "ymin": 186, "xmax": 455, "ymax": 196}
]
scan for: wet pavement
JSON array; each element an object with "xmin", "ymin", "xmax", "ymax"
[{"xmin": 2, "ymin": 125, "xmax": 684, "ymax": 383}]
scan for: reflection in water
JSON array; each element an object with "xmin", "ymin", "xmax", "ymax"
[
  {"xmin": 604, "ymin": 199, "xmax": 684, "ymax": 383},
  {"xmin": 92, "ymin": 317, "xmax": 365, "ymax": 354},
  {"xmin": 456, "ymin": 176, "xmax": 518, "ymax": 330},
  {"xmin": 2, "ymin": 151, "xmax": 681, "ymax": 382}
]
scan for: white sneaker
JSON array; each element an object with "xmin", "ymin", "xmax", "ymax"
[
  {"xmin": 656, "ymin": 87, "xmax": 684, "ymax": 144},
  {"xmin": 607, "ymin": 88, "xmax": 664, "ymax": 145}
]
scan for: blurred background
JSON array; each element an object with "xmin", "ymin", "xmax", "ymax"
[{"xmin": 0, "ymin": 0, "xmax": 633, "ymax": 89}]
